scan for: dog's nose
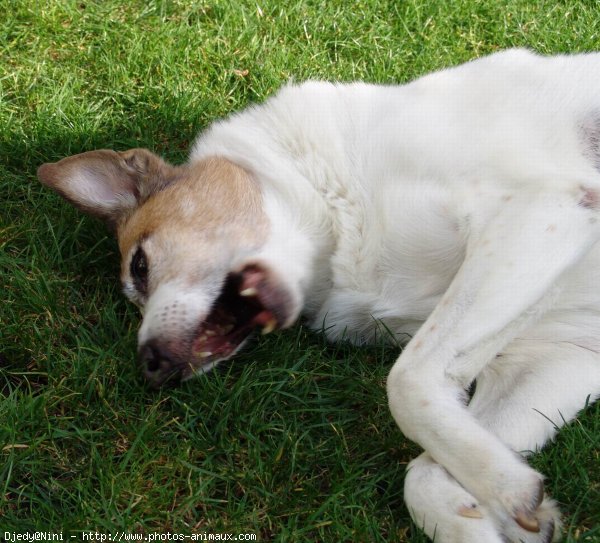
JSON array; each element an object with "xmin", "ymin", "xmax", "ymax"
[{"xmin": 138, "ymin": 340, "xmax": 182, "ymax": 388}]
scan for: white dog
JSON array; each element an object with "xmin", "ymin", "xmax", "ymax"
[{"xmin": 38, "ymin": 49, "xmax": 600, "ymax": 542}]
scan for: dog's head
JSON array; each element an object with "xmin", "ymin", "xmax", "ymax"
[{"xmin": 38, "ymin": 149, "xmax": 301, "ymax": 387}]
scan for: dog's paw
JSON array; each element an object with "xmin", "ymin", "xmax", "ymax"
[
  {"xmin": 405, "ymin": 454, "xmax": 562, "ymax": 543},
  {"xmin": 475, "ymin": 458, "xmax": 551, "ymax": 536},
  {"xmin": 498, "ymin": 497, "xmax": 562, "ymax": 543},
  {"xmin": 476, "ymin": 463, "xmax": 562, "ymax": 542}
]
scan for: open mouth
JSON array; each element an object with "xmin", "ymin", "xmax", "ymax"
[{"xmin": 190, "ymin": 268, "xmax": 279, "ymax": 367}]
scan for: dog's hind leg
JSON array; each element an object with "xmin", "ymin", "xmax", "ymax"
[
  {"xmin": 469, "ymin": 339, "xmax": 600, "ymax": 457},
  {"xmin": 387, "ymin": 188, "xmax": 600, "ymax": 541},
  {"xmin": 404, "ymin": 339, "xmax": 600, "ymax": 542}
]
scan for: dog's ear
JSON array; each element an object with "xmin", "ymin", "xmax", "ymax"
[{"xmin": 37, "ymin": 148, "xmax": 177, "ymax": 225}]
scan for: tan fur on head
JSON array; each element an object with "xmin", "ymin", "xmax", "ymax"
[
  {"xmin": 117, "ymin": 157, "xmax": 267, "ymax": 260},
  {"xmin": 117, "ymin": 157, "xmax": 268, "ymax": 290},
  {"xmin": 38, "ymin": 148, "xmax": 269, "ymax": 304}
]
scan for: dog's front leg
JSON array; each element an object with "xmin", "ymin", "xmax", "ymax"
[{"xmin": 387, "ymin": 188, "xmax": 600, "ymax": 540}]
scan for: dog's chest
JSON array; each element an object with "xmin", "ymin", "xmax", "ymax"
[{"xmin": 311, "ymin": 180, "xmax": 470, "ymax": 344}]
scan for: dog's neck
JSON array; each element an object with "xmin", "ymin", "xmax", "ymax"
[
  {"xmin": 244, "ymin": 150, "xmax": 341, "ymax": 321},
  {"xmin": 189, "ymin": 90, "xmax": 358, "ymax": 320}
]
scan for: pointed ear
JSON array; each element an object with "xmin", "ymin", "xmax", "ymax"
[{"xmin": 37, "ymin": 148, "xmax": 174, "ymax": 225}]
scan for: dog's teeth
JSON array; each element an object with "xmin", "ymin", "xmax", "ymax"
[
  {"xmin": 198, "ymin": 351, "xmax": 213, "ymax": 359},
  {"xmin": 197, "ymin": 334, "xmax": 208, "ymax": 342},
  {"xmin": 261, "ymin": 319, "xmax": 277, "ymax": 335},
  {"xmin": 205, "ymin": 330, "xmax": 216, "ymax": 337},
  {"xmin": 240, "ymin": 287, "xmax": 258, "ymax": 297}
]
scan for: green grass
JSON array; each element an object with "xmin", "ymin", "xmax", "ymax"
[{"xmin": 1, "ymin": 0, "xmax": 600, "ymax": 540}]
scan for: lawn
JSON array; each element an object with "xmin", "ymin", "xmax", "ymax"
[{"xmin": 1, "ymin": 0, "xmax": 600, "ymax": 541}]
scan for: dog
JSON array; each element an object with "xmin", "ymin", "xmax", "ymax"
[{"xmin": 37, "ymin": 49, "xmax": 600, "ymax": 542}]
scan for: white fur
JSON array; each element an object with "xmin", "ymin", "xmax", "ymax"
[
  {"xmin": 189, "ymin": 49, "xmax": 600, "ymax": 541},
  {"xmin": 137, "ymin": 280, "xmax": 215, "ymax": 346}
]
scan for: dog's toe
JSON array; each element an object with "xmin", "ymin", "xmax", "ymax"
[{"xmin": 501, "ymin": 497, "xmax": 561, "ymax": 543}]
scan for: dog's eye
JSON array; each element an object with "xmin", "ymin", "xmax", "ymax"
[{"xmin": 130, "ymin": 247, "xmax": 148, "ymax": 293}]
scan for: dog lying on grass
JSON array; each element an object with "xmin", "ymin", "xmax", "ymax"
[{"xmin": 38, "ymin": 49, "xmax": 600, "ymax": 542}]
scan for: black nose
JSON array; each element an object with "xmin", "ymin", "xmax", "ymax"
[{"xmin": 138, "ymin": 340, "xmax": 182, "ymax": 388}]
